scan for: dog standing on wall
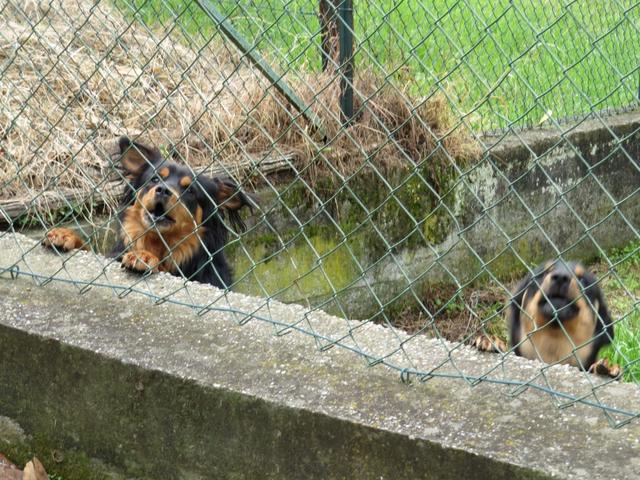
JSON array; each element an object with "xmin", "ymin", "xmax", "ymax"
[
  {"xmin": 43, "ymin": 137, "xmax": 256, "ymax": 289},
  {"xmin": 475, "ymin": 260, "xmax": 621, "ymax": 377}
]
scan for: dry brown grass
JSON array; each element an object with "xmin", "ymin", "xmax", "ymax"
[{"xmin": 0, "ymin": 0, "xmax": 479, "ymax": 217}]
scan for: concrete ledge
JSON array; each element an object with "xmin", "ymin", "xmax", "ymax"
[{"xmin": 0, "ymin": 234, "xmax": 639, "ymax": 479}]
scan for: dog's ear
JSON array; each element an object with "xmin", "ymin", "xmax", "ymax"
[
  {"xmin": 196, "ymin": 176, "xmax": 258, "ymax": 232},
  {"xmin": 212, "ymin": 177, "xmax": 258, "ymax": 212},
  {"xmin": 508, "ymin": 270, "xmax": 534, "ymax": 353},
  {"xmin": 596, "ymin": 295, "xmax": 612, "ymax": 330},
  {"xmin": 118, "ymin": 136, "xmax": 162, "ymax": 178},
  {"xmin": 596, "ymin": 294, "xmax": 614, "ymax": 347},
  {"xmin": 581, "ymin": 269, "xmax": 613, "ymax": 332},
  {"xmin": 591, "ymin": 280, "xmax": 614, "ymax": 340}
]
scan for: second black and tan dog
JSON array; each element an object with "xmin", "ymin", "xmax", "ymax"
[{"xmin": 475, "ymin": 260, "xmax": 621, "ymax": 377}]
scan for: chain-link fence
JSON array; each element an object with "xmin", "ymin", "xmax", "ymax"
[{"xmin": 1, "ymin": 0, "xmax": 639, "ymax": 427}]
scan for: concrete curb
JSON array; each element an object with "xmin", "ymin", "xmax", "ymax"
[{"xmin": 0, "ymin": 233, "xmax": 639, "ymax": 479}]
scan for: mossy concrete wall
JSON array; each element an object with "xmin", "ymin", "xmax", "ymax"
[
  {"xmin": 16, "ymin": 111, "xmax": 640, "ymax": 320},
  {"xmin": 1, "ymin": 235, "xmax": 639, "ymax": 479},
  {"xmin": 230, "ymin": 111, "xmax": 640, "ymax": 318}
]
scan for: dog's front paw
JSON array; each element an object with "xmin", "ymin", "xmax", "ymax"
[
  {"xmin": 121, "ymin": 250, "xmax": 160, "ymax": 273},
  {"xmin": 42, "ymin": 228, "xmax": 87, "ymax": 252},
  {"xmin": 472, "ymin": 334, "xmax": 507, "ymax": 353},
  {"xmin": 588, "ymin": 358, "xmax": 622, "ymax": 378}
]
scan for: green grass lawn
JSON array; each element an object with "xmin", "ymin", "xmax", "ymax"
[
  {"xmin": 114, "ymin": 0, "xmax": 640, "ymax": 131},
  {"xmin": 597, "ymin": 241, "xmax": 640, "ymax": 382}
]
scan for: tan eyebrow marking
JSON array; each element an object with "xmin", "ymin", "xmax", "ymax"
[
  {"xmin": 180, "ymin": 176, "xmax": 192, "ymax": 188},
  {"xmin": 159, "ymin": 167, "xmax": 170, "ymax": 178},
  {"xmin": 574, "ymin": 265, "xmax": 585, "ymax": 277}
]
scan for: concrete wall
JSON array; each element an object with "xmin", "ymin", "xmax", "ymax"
[
  {"xmin": 0, "ymin": 234, "xmax": 639, "ymax": 479},
  {"xmin": 15, "ymin": 112, "xmax": 640, "ymax": 320},
  {"xmin": 230, "ymin": 111, "xmax": 640, "ymax": 318}
]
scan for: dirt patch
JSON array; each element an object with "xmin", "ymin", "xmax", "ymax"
[{"xmin": 387, "ymin": 283, "xmax": 509, "ymax": 343}]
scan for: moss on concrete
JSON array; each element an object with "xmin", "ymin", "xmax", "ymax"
[
  {"xmin": 0, "ymin": 418, "xmax": 126, "ymax": 480},
  {"xmin": 229, "ymin": 163, "xmax": 461, "ymax": 314},
  {"xmin": 232, "ymin": 234, "xmax": 359, "ymax": 302}
]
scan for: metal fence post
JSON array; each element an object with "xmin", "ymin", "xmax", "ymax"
[
  {"xmin": 337, "ymin": 0, "xmax": 354, "ymax": 125},
  {"xmin": 195, "ymin": 0, "xmax": 325, "ymax": 139}
]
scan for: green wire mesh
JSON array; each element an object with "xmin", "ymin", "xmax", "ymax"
[{"xmin": 0, "ymin": 0, "xmax": 639, "ymax": 427}]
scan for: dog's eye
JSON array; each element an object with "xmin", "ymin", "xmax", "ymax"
[{"xmin": 151, "ymin": 176, "xmax": 160, "ymax": 183}]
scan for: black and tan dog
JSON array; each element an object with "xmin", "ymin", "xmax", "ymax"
[
  {"xmin": 474, "ymin": 260, "xmax": 620, "ymax": 377},
  {"xmin": 42, "ymin": 137, "xmax": 255, "ymax": 289}
]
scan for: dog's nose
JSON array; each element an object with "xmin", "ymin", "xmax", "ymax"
[
  {"xmin": 550, "ymin": 270, "xmax": 571, "ymax": 287},
  {"xmin": 155, "ymin": 185, "xmax": 171, "ymax": 198}
]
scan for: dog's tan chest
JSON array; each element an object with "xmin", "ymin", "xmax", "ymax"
[
  {"xmin": 518, "ymin": 298, "xmax": 598, "ymax": 367},
  {"xmin": 121, "ymin": 205, "xmax": 204, "ymax": 273}
]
